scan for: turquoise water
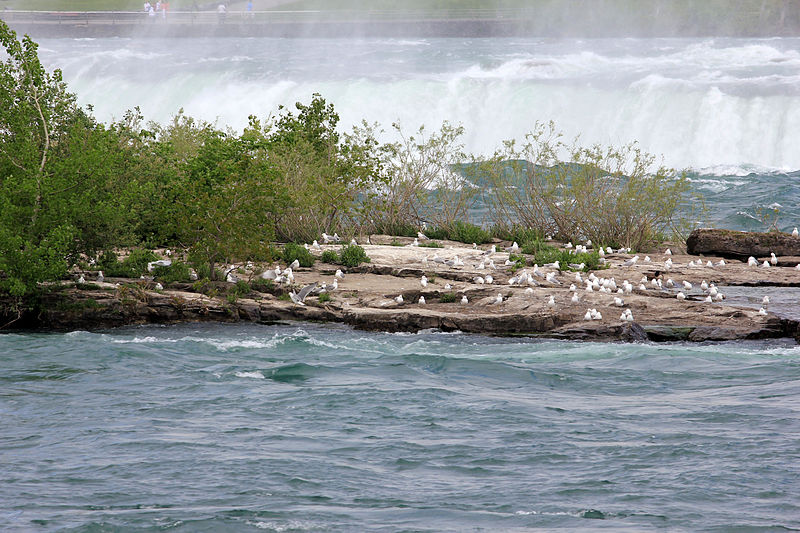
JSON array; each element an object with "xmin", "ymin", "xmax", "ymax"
[{"xmin": 2, "ymin": 323, "xmax": 799, "ymax": 531}]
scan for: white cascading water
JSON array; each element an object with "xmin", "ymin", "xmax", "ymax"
[{"xmin": 36, "ymin": 36, "xmax": 800, "ymax": 173}]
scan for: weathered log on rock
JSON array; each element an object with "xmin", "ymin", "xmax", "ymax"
[{"xmin": 686, "ymin": 228, "xmax": 800, "ymax": 259}]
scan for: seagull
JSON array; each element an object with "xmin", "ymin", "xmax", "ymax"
[
  {"xmin": 706, "ymin": 260, "xmax": 713, "ymax": 267},
  {"xmin": 420, "ymin": 275, "xmax": 428, "ymax": 288},
  {"xmin": 584, "ymin": 310, "xmax": 593, "ymax": 321},
  {"xmin": 320, "ymin": 279, "xmax": 338, "ymax": 292},
  {"xmin": 598, "ymin": 248, "xmax": 605, "ymax": 257},
  {"xmin": 677, "ymin": 292, "xmax": 686, "ymax": 300},
  {"xmin": 444, "ymin": 283, "xmax": 452, "ymax": 290},
  {"xmin": 335, "ymin": 269, "xmax": 344, "ymax": 279},
  {"xmin": 312, "ymin": 240, "xmax": 321, "ymax": 251},
  {"xmin": 758, "ymin": 307, "xmax": 768, "ymax": 315},
  {"xmin": 77, "ymin": 274, "xmax": 85, "ymax": 284},
  {"xmin": 289, "ymin": 259, "xmax": 300, "ymax": 270},
  {"xmin": 261, "ymin": 268, "xmax": 278, "ymax": 280},
  {"xmin": 491, "ymin": 293, "xmax": 504, "ymax": 305},
  {"xmin": 505, "ymin": 242, "xmax": 519, "ymax": 253},
  {"xmin": 189, "ymin": 269, "xmax": 198, "ymax": 281},
  {"xmin": 97, "ymin": 271, "xmax": 104, "ymax": 283},
  {"xmin": 770, "ymin": 253, "xmax": 778, "ymax": 266},
  {"xmin": 761, "ymin": 260, "xmax": 771, "ymax": 268},
  {"xmin": 473, "ymin": 276, "xmax": 485, "ymax": 284},
  {"xmin": 483, "ymin": 245, "xmax": 497, "ymax": 256},
  {"xmin": 565, "ymin": 242, "xmax": 573, "ymax": 249},
  {"xmin": 665, "ymin": 248, "xmax": 672, "ymax": 255},
  {"xmin": 350, "ymin": 238, "xmax": 358, "ymax": 246},
  {"xmin": 717, "ymin": 260, "xmax": 726, "ymax": 266},
  {"xmin": 226, "ymin": 272, "xmax": 239, "ymax": 283},
  {"xmin": 700, "ymin": 280, "xmax": 708, "ymax": 291},
  {"xmin": 417, "ymin": 231, "xmax": 429, "ymax": 240},
  {"xmin": 154, "ymin": 282, "xmax": 163, "ymax": 290},
  {"xmin": 147, "ymin": 259, "xmax": 172, "ymax": 272},
  {"xmin": 762, "ymin": 296, "xmax": 770, "ymax": 305},
  {"xmin": 644, "ymin": 256, "xmax": 651, "ymax": 262},
  {"xmin": 461, "ymin": 295, "xmax": 469, "ymax": 304},
  {"xmin": 614, "ymin": 297, "xmax": 625, "ymax": 307},
  {"xmin": 704, "ymin": 295, "xmax": 712, "ymax": 303},
  {"xmin": 394, "ymin": 294, "xmax": 404, "ymax": 304},
  {"xmin": 410, "ymin": 238, "xmax": 419, "ymax": 247},
  {"xmin": 333, "ymin": 233, "xmax": 342, "ymax": 243},
  {"xmin": 683, "ymin": 280, "xmax": 692, "ymax": 290},
  {"xmin": 289, "ymin": 283, "xmax": 318, "ymax": 306},
  {"xmin": 525, "ymin": 287, "xmax": 534, "ymax": 295},
  {"xmin": 321, "ymin": 232, "xmax": 333, "ymax": 244},
  {"xmin": 485, "ymin": 275, "xmax": 494, "ymax": 284},
  {"xmin": 748, "ymin": 256, "xmax": 759, "ymax": 267},
  {"xmin": 543, "ymin": 260, "xmax": 560, "ymax": 269},
  {"xmin": 793, "ymin": 227, "xmax": 799, "ymax": 238},
  {"xmin": 547, "ymin": 295, "xmax": 556, "ymax": 308},
  {"xmin": 622, "ymin": 255, "xmax": 640, "ymax": 267},
  {"xmin": 418, "ymin": 296, "xmax": 426, "ymax": 305},
  {"xmin": 571, "ymin": 292, "xmax": 580, "ymax": 303}
]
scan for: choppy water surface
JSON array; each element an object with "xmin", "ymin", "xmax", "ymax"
[{"xmin": 2, "ymin": 323, "xmax": 799, "ymax": 531}]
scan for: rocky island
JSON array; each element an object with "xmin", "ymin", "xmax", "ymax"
[{"xmin": 9, "ymin": 230, "xmax": 799, "ymax": 343}]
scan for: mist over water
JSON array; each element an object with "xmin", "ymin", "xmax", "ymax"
[{"xmin": 37, "ymin": 36, "xmax": 800, "ymax": 174}]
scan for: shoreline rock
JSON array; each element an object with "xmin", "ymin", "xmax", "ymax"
[{"xmin": 3, "ymin": 233, "xmax": 800, "ymax": 344}]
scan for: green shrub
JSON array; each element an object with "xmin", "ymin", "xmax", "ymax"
[
  {"xmin": 231, "ymin": 280, "xmax": 252, "ymax": 298},
  {"xmin": 152, "ymin": 261, "xmax": 192, "ymax": 284},
  {"xmin": 320, "ymin": 249, "xmax": 339, "ymax": 263},
  {"xmin": 528, "ymin": 244, "xmax": 603, "ymax": 272},
  {"xmin": 419, "ymin": 241, "xmax": 442, "ymax": 248},
  {"xmin": 338, "ymin": 244, "xmax": 370, "ymax": 267},
  {"xmin": 250, "ymin": 278, "xmax": 274, "ymax": 292},
  {"xmin": 282, "ymin": 243, "xmax": 315, "ymax": 267},
  {"xmin": 439, "ymin": 292, "xmax": 457, "ymax": 303},
  {"xmin": 318, "ymin": 293, "xmax": 332, "ymax": 303},
  {"xmin": 427, "ymin": 221, "xmax": 491, "ymax": 244},
  {"xmin": 100, "ymin": 248, "xmax": 159, "ymax": 278},
  {"xmin": 493, "ymin": 225, "xmax": 546, "ymax": 245}
]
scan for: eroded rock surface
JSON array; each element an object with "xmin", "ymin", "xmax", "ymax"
[{"xmin": 5, "ymin": 234, "xmax": 800, "ymax": 343}]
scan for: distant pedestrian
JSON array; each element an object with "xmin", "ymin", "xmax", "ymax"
[
  {"xmin": 144, "ymin": 1, "xmax": 151, "ymax": 12},
  {"xmin": 246, "ymin": 1, "xmax": 254, "ymax": 19},
  {"xmin": 217, "ymin": 3, "xmax": 226, "ymax": 23}
]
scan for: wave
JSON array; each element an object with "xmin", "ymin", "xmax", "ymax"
[{"xmin": 35, "ymin": 36, "xmax": 800, "ymax": 171}]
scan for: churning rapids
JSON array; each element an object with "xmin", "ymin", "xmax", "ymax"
[
  {"xmin": 3, "ymin": 36, "xmax": 799, "ymax": 532},
  {"xmin": 35, "ymin": 36, "xmax": 800, "ymax": 231},
  {"xmin": 2, "ymin": 323, "xmax": 799, "ymax": 532}
]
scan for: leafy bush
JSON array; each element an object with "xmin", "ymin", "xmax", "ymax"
[
  {"xmin": 527, "ymin": 244, "xmax": 603, "ymax": 272},
  {"xmin": 152, "ymin": 261, "xmax": 192, "ymax": 285},
  {"xmin": 492, "ymin": 225, "xmax": 546, "ymax": 245},
  {"xmin": 419, "ymin": 241, "xmax": 442, "ymax": 248},
  {"xmin": 230, "ymin": 280, "xmax": 252, "ymax": 298},
  {"xmin": 100, "ymin": 249, "xmax": 158, "ymax": 278},
  {"xmin": 482, "ymin": 121, "xmax": 696, "ymax": 250},
  {"xmin": 282, "ymin": 243, "xmax": 315, "ymax": 267},
  {"xmin": 338, "ymin": 244, "xmax": 371, "ymax": 267},
  {"xmin": 250, "ymin": 278, "xmax": 274, "ymax": 293},
  {"xmin": 318, "ymin": 293, "xmax": 332, "ymax": 303},
  {"xmin": 320, "ymin": 249, "xmax": 339, "ymax": 263},
  {"xmin": 426, "ymin": 221, "xmax": 491, "ymax": 244},
  {"xmin": 439, "ymin": 293, "xmax": 457, "ymax": 303}
]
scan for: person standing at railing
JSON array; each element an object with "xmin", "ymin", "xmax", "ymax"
[
  {"xmin": 144, "ymin": 1, "xmax": 151, "ymax": 12},
  {"xmin": 218, "ymin": 3, "xmax": 227, "ymax": 24},
  {"xmin": 162, "ymin": 1, "xmax": 168, "ymax": 19}
]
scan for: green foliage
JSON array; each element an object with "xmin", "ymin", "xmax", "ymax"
[
  {"xmin": 99, "ymin": 248, "xmax": 158, "ymax": 278},
  {"xmin": 419, "ymin": 241, "xmax": 443, "ymax": 248},
  {"xmin": 526, "ymin": 242, "xmax": 603, "ymax": 272},
  {"xmin": 338, "ymin": 244, "xmax": 371, "ymax": 267},
  {"xmin": 439, "ymin": 293, "xmax": 457, "ymax": 303},
  {"xmin": 318, "ymin": 293, "xmax": 332, "ymax": 303},
  {"xmin": 152, "ymin": 261, "xmax": 192, "ymax": 285},
  {"xmin": 482, "ymin": 121, "xmax": 696, "ymax": 250},
  {"xmin": 249, "ymin": 278, "xmax": 274, "ymax": 293},
  {"xmin": 231, "ymin": 280, "xmax": 252, "ymax": 298},
  {"xmin": 282, "ymin": 242, "xmax": 315, "ymax": 267},
  {"xmin": 426, "ymin": 221, "xmax": 491, "ymax": 244},
  {"xmin": 320, "ymin": 249, "xmax": 339, "ymax": 263},
  {"xmin": 492, "ymin": 225, "xmax": 546, "ymax": 245}
]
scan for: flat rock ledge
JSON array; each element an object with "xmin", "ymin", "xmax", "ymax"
[{"xmin": 4, "ymin": 234, "xmax": 800, "ymax": 344}]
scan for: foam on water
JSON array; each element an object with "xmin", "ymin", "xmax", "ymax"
[{"xmin": 34, "ymin": 36, "xmax": 800, "ymax": 172}]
